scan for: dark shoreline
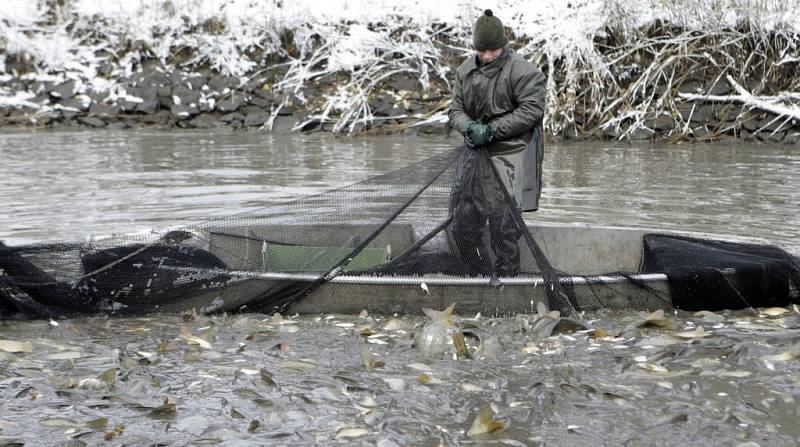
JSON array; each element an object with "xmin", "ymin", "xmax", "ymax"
[{"xmin": 2, "ymin": 29, "xmax": 799, "ymax": 145}]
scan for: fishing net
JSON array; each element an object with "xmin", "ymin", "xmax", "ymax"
[{"xmin": 1, "ymin": 147, "xmax": 799, "ymax": 319}]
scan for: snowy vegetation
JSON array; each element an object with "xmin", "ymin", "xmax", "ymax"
[{"xmin": 1, "ymin": 0, "xmax": 799, "ymax": 140}]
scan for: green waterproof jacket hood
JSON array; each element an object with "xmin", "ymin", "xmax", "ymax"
[{"xmin": 448, "ymin": 48, "xmax": 547, "ymax": 211}]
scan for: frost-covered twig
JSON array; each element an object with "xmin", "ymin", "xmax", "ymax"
[{"xmin": 679, "ymin": 74, "xmax": 800, "ymax": 121}]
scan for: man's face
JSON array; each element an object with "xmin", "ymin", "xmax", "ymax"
[{"xmin": 477, "ymin": 48, "xmax": 503, "ymax": 64}]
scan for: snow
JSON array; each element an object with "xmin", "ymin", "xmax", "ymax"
[
  {"xmin": 2, "ymin": 0, "xmax": 799, "ymax": 121},
  {"xmin": 0, "ymin": 90, "xmax": 39, "ymax": 110}
]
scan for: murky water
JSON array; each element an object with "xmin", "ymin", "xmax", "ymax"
[
  {"xmin": 1, "ymin": 130, "xmax": 798, "ymax": 250},
  {"xmin": 1, "ymin": 129, "xmax": 799, "ymax": 445}
]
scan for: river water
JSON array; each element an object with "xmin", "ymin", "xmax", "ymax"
[{"xmin": 1, "ymin": 130, "xmax": 799, "ymax": 446}]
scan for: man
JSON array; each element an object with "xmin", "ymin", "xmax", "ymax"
[{"xmin": 448, "ymin": 9, "xmax": 546, "ymax": 277}]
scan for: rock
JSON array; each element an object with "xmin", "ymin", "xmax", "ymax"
[
  {"xmin": 220, "ymin": 112, "xmax": 245, "ymax": 123},
  {"xmin": 171, "ymin": 85, "xmax": 202, "ymax": 107},
  {"xmin": 49, "ymin": 80, "xmax": 78, "ymax": 100},
  {"xmin": 240, "ymin": 105, "xmax": 266, "ymax": 115},
  {"xmin": 714, "ymin": 104, "xmax": 741, "ymax": 122},
  {"xmin": 253, "ymin": 87, "xmax": 273, "ymax": 100},
  {"xmin": 245, "ymin": 78, "xmax": 268, "ymax": 93},
  {"xmin": 170, "ymin": 104, "xmax": 196, "ymax": 119},
  {"xmin": 298, "ymin": 119, "xmax": 321, "ymax": 132},
  {"xmin": 140, "ymin": 110, "xmax": 171, "ymax": 125},
  {"xmin": 106, "ymin": 121, "xmax": 131, "ymax": 130},
  {"xmin": 78, "ymin": 116, "xmax": 106, "ymax": 128},
  {"xmin": 60, "ymin": 96, "xmax": 89, "ymax": 112},
  {"xmin": 136, "ymin": 99, "xmax": 159, "ymax": 114},
  {"xmin": 740, "ymin": 129, "xmax": 756, "ymax": 142},
  {"xmin": 59, "ymin": 109, "xmax": 79, "ymax": 120},
  {"xmin": 89, "ymin": 103, "xmax": 120, "ymax": 117},
  {"xmin": 118, "ymin": 98, "xmax": 141, "ymax": 112},
  {"xmin": 416, "ymin": 123, "xmax": 446, "ymax": 135},
  {"xmin": 601, "ymin": 125, "xmax": 618, "ymax": 139},
  {"xmin": 784, "ymin": 132, "xmax": 800, "ymax": 145},
  {"xmin": 32, "ymin": 80, "xmax": 55, "ymax": 95},
  {"xmin": 198, "ymin": 99, "xmax": 215, "ymax": 113},
  {"xmin": 157, "ymin": 85, "xmax": 172, "ymax": 98},
  {"xmin": 143, "ymin": 70, "xmax": 170, "ymax": 87},
  {"xmin": 158, "ymin": 96, "xmax": 173, "ymax": 108},
  {"xmin": 244, "ymin": 111, "xmax": 269, "ymax": 127},
  {"xmin": 741, "ymin": 117, "xmax": 759, "ymax": 132},
  {"xmin": 167, "ymin": 70, "xmax": 189, "ymax": 87},
  {"xmin": 688, "ymin": 105, "xmax": 715, "ymax": 123},
  {"xmin": 371, "ymin": 94, "xmax": 395, "ymax": 116},
  {"xmin": 756, "ymin": 129, "xmax": 786, "ymax": 143},
  {"xmin": 187, "ymin": 114, "xmax": 221, "ymax": 129},
  {"xmin": 122, "ymin": 71, "xmax": 147, "ymax": 88},
  {"xmin": 705, "ymin": 81, "xmax": 731, "ymax": 96},
  {"xmin": 278, "ymin": 103, "xmax": 295, "ymax": 116},
  {"xmin": 650, "ymin": 114, "xmax": 676, "ymax": 131},
  {"xmin": 420, "ymin": 90, "xmax": 443, "ymax": 101},
  {"xmin": 250, "ymin": 96, "xmax": 270, "ymax": 108},
  {"xmin": 87, "ymin": 90, "xmax": 110, "ymax": 104},
  {"xmin": 678, "ymin": 81, "xmax": 702, "ymax": 94},
  {"xmin": 691, "ymin": 126, "xmax": 712, "ymax": 139},
  {"xmin": 271, "ymin": 115, "xmax": 295, "ymax": 132},
  {"xmin": 628, "ymin": 127, "xmax": 654, "ymax": 140},
  {"xmin": 404, "ymin": 100, "xmax": 423, "ymax": 113},
  {"xmin": 208, "ymin": 75, "xmax": 240, "ymax": 92},
  {"xmin": 389, "ymin": 78, "xmax": 417, "ymax": 91},
  {"xmin": 98, "ymin": 62, "xmax": 115, "ymax": 77},
  {"xmin": 562, "ymin": 124, "xmax": 580, "ymax": 140},
  {"xmin": 756, "ymin": 116, "xmax": 789, "ymax": 133},
  {"xmin": 653, "ymin": 83, "xmax": 669, "ymax": 97},
  {"xmin": 185, "ymin": 76, "xmax": 207, "ymax": 91},
  {"xmin": 135, "ymin": 85, "xmax": 158, "ymax": 102},
  {"xmin": 216, "ymin": 97, "xmax": 243, "ymax": 113}
]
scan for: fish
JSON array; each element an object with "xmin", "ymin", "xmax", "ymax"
[
  {"xmin": 674, "ymin": 326, "xmax": 710, "ymax": 339},
  {"xmin": 762, "ymin": 307, "xmax": 789, "ymax": 317},
  {"xmin": 638, "ymin": 309, "xmax": 670, "ymax": 328},
  {"xmin": 277, "ymin": 360, "xmax": 316, "ymax": 371},
  {"xmin": 467, "ymin": 404, "xmax": 504, "ymax": 437},
  {"xmin": 361, "ymin": 347, "xmax": 385, "ymax": 370},
  {"xmin": 179, "ymin": 327, "xmax": 213, "ymax": 350},
  {"xmin": 0, "ymin": 340, "xmax": 33, "ymax": 353},
  {"xmin": 336, "ymin": 427, "xmax": 369, "ymax": 438}
]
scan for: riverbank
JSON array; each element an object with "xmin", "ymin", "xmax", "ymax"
[{"xmin": 1, "ymin": 1, "xmax": 799, "ymax": 143}]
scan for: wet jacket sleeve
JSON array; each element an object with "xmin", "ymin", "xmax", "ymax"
[
  {"xmin": 448, "ymin": 73, "xmax": 472, "ymax": 134},
  {"xmin": 488, "ymin": 64, "xmax": 545, "ymax": 140}
]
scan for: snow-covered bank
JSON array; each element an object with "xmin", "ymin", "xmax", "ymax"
[{"xmin": 1, "ymin": 0, "xmax": 799, "ymax": 143}]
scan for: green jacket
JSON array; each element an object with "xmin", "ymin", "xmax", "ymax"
[{"xmin": 448, "ymin": 48, "xmax": 546, "ymax": 211}]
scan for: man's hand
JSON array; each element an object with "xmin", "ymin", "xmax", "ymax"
[
  {"xmin": 461, "ymin": 121, "xmax": 478, "ymax": 148},
  {"xmin": 465, "ymin": 122, "xmax": 493, "ymax": 147}
]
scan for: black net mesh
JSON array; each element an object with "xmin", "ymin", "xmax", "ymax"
[{"xmin": 1, "ymin": 147, "xmax": 799, "ymax": 319}]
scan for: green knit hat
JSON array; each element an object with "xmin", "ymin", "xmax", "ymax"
[{"xmin": 473, "ymin": 9, "xmax": 507, "ymax": 50}]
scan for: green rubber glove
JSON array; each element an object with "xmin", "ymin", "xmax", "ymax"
[
  {"xmin": 461, "ymin": 121, "xmax": 479, "ymax": 148},
  {"xmin": 465, "ymin": 122, "xmax": 493, "ymax": 147},
  {"xmin": 461, "ymin": 121, "xmax": 478, "ymax": 135}
]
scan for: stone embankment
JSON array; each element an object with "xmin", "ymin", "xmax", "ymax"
[
  {"xmin": 2, "ymin": 13, "xmax": 800, "ymax": 144},
  {"xmin": 0, "ymin": 57, "xmax": 451, "ymax": 135},
  {"xmin": 3, "ymin": 61, "xmax": 799, "ymax": 146}
]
